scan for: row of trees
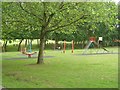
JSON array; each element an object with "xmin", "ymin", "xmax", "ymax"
[{"xmin": 2, "ymin": 2, "xmax": 118, "ymax": 64}]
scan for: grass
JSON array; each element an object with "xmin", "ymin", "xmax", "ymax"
[{"xmin": 2, "ymin": 47, "xmax": 118, "ymax": 88}]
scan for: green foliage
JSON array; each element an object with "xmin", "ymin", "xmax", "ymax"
[
  {"xmin": 2, "ymin": 2, "xmax": 118, "ymax": 63},
  {"xmin": 48, "ymin": 2, "xmax": 118, "ymax": 42},
  {"xmin": 2, "ymin": 2, "xmax": 118, "ymax": 40}
]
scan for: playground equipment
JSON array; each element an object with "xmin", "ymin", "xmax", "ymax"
[
  {"xmin": 63, "ymin": 40, "xmax": 74, "ymax": 53},
  {"xmin": 71, "ymin": 40, "xmax": 74, "ymax": 53},
  {"xmin": 82, "ymin": 37, "xmax": 109, "ymax": 55},
  {"xmin": 63, "ymin": 40, "xmax": 66, "ymax": 53},
  {"xmin": 21, "ymin": 41, "xmax": 37, "ymax": 58}
]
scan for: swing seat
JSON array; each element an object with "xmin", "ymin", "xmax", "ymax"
[
  {"xmin": 25, "ymin": 52, "xmax": 37, "ymax": 58},
  {"xmin": 21, "ymin": 50, "xmax": 37, "ymax": 58},
  {"xmin": 21, "ymin": 43, "xmax": 37, "ymax": 58}
]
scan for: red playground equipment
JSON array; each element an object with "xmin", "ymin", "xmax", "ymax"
[
  {"xmin": 63, "ymin": 40, "xmax": 66, "ymax": 53},
  {"xmin": 21, "ymin": 41, "xmax": 37, "ymax": 58},
  {"xmin": 89, "ymin": 37, "xmax": 96, "ymax": 42},
  {"xmin": 82, "ymin": 37, "xmax": 109, "ymax": 55},
  {"xmin": 63, "ymin": 40, "xmax": 74, "ymax": 53},
  {"xmin": 21, "ymin": 50, "xmax": 37, "ymax": 58},
  {"xmin": 21, "ymin": 48, "xmax": 37, "ymax": 58}
]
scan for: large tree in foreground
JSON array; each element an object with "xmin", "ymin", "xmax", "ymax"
[
  {"xmin": 2, "ymin": 2, "xmax": 118, "ymax": 64},
  {"xmin": 2, "ymin": 2, "xmax": 88, "ymax": 64}
]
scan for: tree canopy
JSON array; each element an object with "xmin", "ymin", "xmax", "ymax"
[{"xmin": 2, "ymin": 2, "xmax": 118, "ymax": 64}]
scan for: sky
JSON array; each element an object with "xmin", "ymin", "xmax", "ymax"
[{"xmin": 113, "ymin": 0, "xmax": 120, "ymax": 4}]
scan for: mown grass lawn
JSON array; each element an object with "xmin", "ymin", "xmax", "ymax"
[{"xmin": 2, "ymin": 47, "xmax": 118, "ymax": 88}]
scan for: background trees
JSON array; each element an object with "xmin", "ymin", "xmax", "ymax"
[{"xmin": 2, "ymin": 2, "xmax": 118, "ymax": 64}]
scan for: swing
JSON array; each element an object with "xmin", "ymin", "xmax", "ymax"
[{"xmin": 21, "ymin": 41, "xmax": 37, "ymax": 58}]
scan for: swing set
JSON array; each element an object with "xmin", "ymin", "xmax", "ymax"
[
  {"xmin": 63, "ymin": 40, "xmax": 74, "ymax": 53},
  {"xmin": 21, "ymin": 41, "xmax": 37, "ymax": 58}
]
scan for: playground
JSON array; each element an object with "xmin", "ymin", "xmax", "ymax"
[
  {"xmin": 1, "ymin": 37, "xmax": 119, "ymax": 88},
  {"xmin": 1, "ymin": 36, "xmax": 119, "ymax": 88},
  {"xmin": 1, "ymin": 1, "xmax": 119, "ymax": 89},
  {"xmin": 2, "ymin": 46, "xmax": 118, "ymax": 88}
]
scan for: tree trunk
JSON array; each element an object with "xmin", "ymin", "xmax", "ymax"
[
  {"xmin": 17, "ymin": 39, "xmax": 24, "ymax": 51},
  {"xmin": 82, "ymin": 41, "xmax": 85, "ymax": 49},
  {"xmin": 25, "ymin": 39, "xmax": 28, "ymax": 47},
  {"xmin": 28, "ymin": 39, "xmax": 30, "ymax": 44},
  {"xmin": 2, "ymin": 40, "xmax": 7, "ymax": 52},
  {"xmin": 37, "ymin": 37, "xmax": 45, "ymax": 64},
  {"xmin": 37, "ymin": 39, "xmax": 40, "ymax": 47},
  {"xmin": 31, "ymin": 39, "xmax": 33, "ymax": 47},
  {"xmin": 54, "ymin": 39, "xmax": 59, "ymax": 50}
]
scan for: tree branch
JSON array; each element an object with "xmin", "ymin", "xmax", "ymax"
[
  {"xmin": 59, "ymin": 2, "xmax": 64, "ymax": 9},
  {"xmin": 19, "ymin": 2, "xmax": 43, "ymax": 21},
  {"xmin": 42, "ymin": 3, "xmax": 55, "ymax": 30},
  {"xmin": 59, "ymin": 3, "xmax": 69, "ymax": 12},
  {"xmin": 46, "ymin": 15, "xmax": 88, "ymax": 33},
  {"xmin": 46, "ymin": 13, "xmax": 55, "ymax": 27},
  {"xmin": 3, "ymin": 20, "xmax": 41, "ymax": 27},
  {"xmin": 49, "ymin": 19, "xmax": 62, "ymax": 29}
]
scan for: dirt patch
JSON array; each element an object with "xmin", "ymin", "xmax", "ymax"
[{"xmin": 2, "ymin": 56, "xmax": 55, "ymax": 60}]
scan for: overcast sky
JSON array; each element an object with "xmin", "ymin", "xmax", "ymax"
[{"xmin": 113, "ymin": 0, "xmax": 120, "ymax": 4}]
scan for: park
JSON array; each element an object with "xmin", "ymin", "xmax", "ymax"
[{"xmin": 1, "ymin": 1, "xmax": 119, "ymax": 88}]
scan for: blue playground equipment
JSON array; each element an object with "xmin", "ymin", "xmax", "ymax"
[{"xmin": 21, "ymin": 40, "xmax": 37, "ymax": 58}]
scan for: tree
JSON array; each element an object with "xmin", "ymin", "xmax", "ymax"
[
  {"xmin": 2, "ymin": 2, "xmax": 118, "ymax": 64},
  {"xmin": 73, "ymin": 2, "xmax": 118, "ymax": 46},
  {"xmin": 2, "ymin": 2, "xmax": 89, "ymax": 64}
]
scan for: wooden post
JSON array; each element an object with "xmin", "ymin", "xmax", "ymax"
[
  {"xmin": 72, "ymin": 40, "xmax": 74, "ymax": 53},
  {"xmin": 63, "ymin": 40, "xmax": 66, "ymax": 53}
]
